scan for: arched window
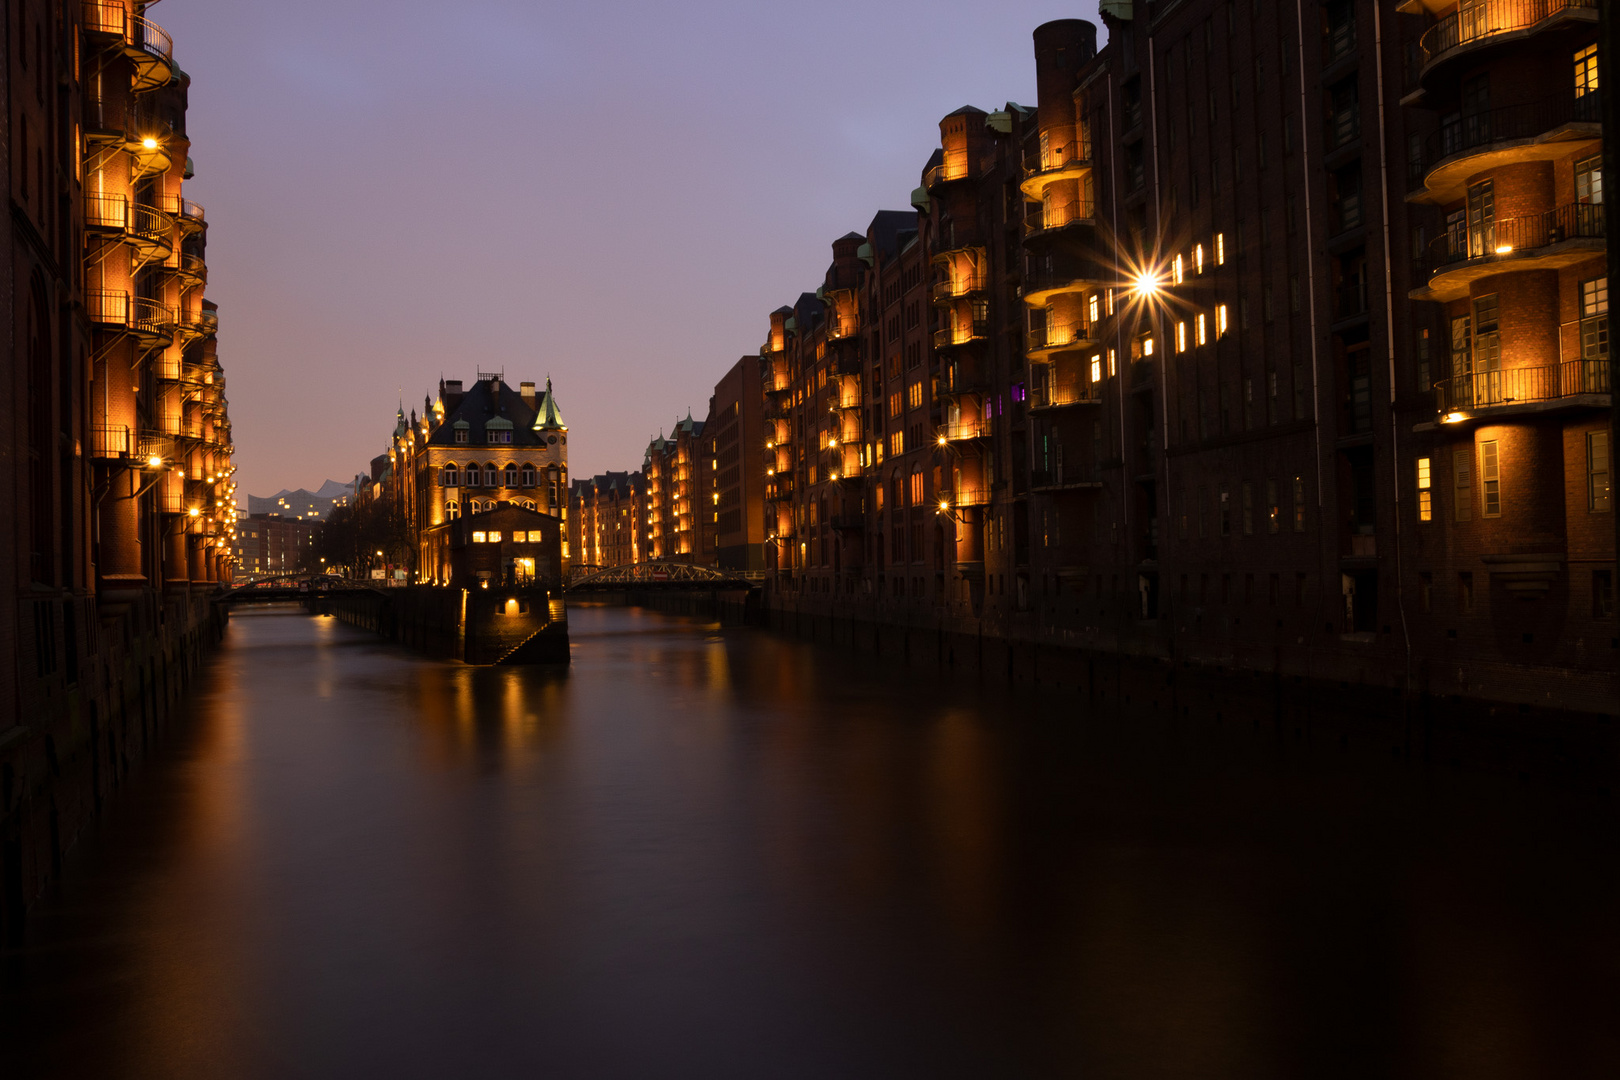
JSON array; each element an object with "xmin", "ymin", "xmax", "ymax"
[
  {"xmin": 504, "ymin": 463, "xmax": 518, "ymax": 487},
  {"xmin": 890, "ymin": 468, "xmax": 903, "ymax": 509},
  {"xmin": 483, "ymin": 463, "xmax": 498, "ymax": 487},
  {"xmin": 521, "ymin": 464, "xmax": 536, "ymax": 487},
  {"xmin": 446, "ymin": 500, "xmax": 459, "ymax": 520},
  {"xmin": 548, "ymin": 466, "xmax": 560, "ymax": 507},
  {"xmin": 910, "ymin": 463, "xmax": 923, "ymax": 506},
  {"xmin": 463, "ymin": 463, "xmax": 479, "ymax": 487},
  {"xmin": 442, "ymin": 463, "xmax": 460, "ymax": 486},
  {"xmin": 523, "ymin": 499, "xmax": 537, "ymax": 511}
]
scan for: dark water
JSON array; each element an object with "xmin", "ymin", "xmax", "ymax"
[{"xmin": 3, "ymin": 605, "xmax": 1616, "ymax": 1079}]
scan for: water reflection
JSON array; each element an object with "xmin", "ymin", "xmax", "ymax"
[{"xmin": 1, "ymin": 604, "xmax": 1616, "ymax": 1079}]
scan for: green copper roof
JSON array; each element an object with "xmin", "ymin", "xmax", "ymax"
[{"xmin": 534, "ymin": 377, "xmax": 565, "ymax": 430}]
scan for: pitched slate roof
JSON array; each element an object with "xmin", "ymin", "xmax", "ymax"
[{"xmin": 427, "ymin": 377, "xmax": 562, "ymax": 448}]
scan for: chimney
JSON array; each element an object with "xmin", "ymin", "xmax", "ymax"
[{"xmin": 520, "ymin": 381, "xmax": 536, "ymax": 404}]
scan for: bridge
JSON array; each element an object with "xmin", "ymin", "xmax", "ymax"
[
  {"xmin": 565, "ymin": 562, "xmax": 765, "ymax": 593},
  {"xmin": 217, "ymin": 571, "xmax": 378, "ymax": 604}
]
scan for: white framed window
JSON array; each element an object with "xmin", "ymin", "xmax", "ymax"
[{"xmin": 1416, "ymin": 457, "xmax": 1432, "ymax": 521}]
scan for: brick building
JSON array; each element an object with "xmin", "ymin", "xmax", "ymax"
[
  {"xmin": 233, "ymin": 514, "xmax": 319, "ymax": 577},
  {"xmin": 701, "ymin": 356, "xmax": 767, "ymax": 570},
  {"xmin": 569, "ymin": 470, "xmax": 646, "ymax": 571},
  {"xmin": 3, "ymin": 0, "xmax": 238, "ymax": 934},
  {"xmin": 367, "ymin": 374, "xmax": 569, "ymax": 583}
]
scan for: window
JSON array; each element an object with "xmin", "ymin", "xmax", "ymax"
[
  {"xmin": 1576, "ymin": 155, "xmax": 1603, "ymax": 205},
  {"xmin": 1089, "ymin": 294, "xmax": 1100, "ymax": 323},
  {"xmin": 521, "ymin": 466, "xmax": 536, "ymax": 486},
  {"xmin": 1266, "ymin": 479, "xmax": 1279, "ymax": 534},
  {"xmin": 1467, "ymin": 179, "xmax": 1495, "ymax": 257},
  {"xmin": 1596, "ymin": 570, "xmax": 1615, "ymax": 618},
  {"xmin": 1329, "ymin": 77, "xmax": 1359, "ymax": 148},
  {"xmin": 1217, "ymin": 305, "xmax": 1229, "ymax": 337},
  {"xmin": 1216, "ymin": 232, "xmax": 1226, "ymax": 265},
  {"xmin": 1196, "ymin": 313, "xmax": 1207, "ymax": 346},
  {"xmin": 909, "ymin": 465, "xmax": 923, "ymax": 506},
  {"xmin": 1241, "ymin": 481, "xmax": 1254, "ymax": 535},
  {"xmin": 504, "ymin": 464, "xmax": 518, "ymax": 487},
  {"xmin": 1479, "ymin": 440, "xmax": 1500, "ymax": 518},
  {"xmin": 1195, "ymin": 243, "xmax": 1205, "ymax": 274},
  {"xmin": 1453, "ymin": 448, "xmax": 1472, "ymax": 520},
  {"xmin": 1176, "ymin": 321, "xmax": 1188, "ymax": 352},
  {"xmin": 442, "ymin": 464, "xmax": 460, "ymax": 486},
  {"xmin": 446, "ymin": 500, "xmax": 459, "ymax": 520},
  {"xmin": 471, "ymin": 531, "xmax": 487, "ymax": 544},
  {"xmin": 1415, "ymin": 328, "xmax": 1432, "ymax": 393},
  {"xmin": 463, "ymin": 464, "xmax": 480, "ymax": 487},
  {"xmin": 1574, "ymin": 44, "xmax": 1599, "ymax": 107},
  {"xmin": 1090, "ymin": 355, "xmax": 1102, "ymax": 383},
  {"xmin": 1107, "ymin": 348, "xmax": 1117, "ymax": 376},
  {"xmin": 483, "ymin": 464, "xmax": 498, "ymax": 487},
  {"xmin": 1293, "ymin": 476, "xmax": 1305, "ymax": 531},
  {"xmin": 1416, "ymin": 458, "xmax": 1433, "ymax": 521},
  {"xmin": 1173, "ymin": 254, "xmax": 1185, "ymax": 284},
  {"xmin": 454, "ymin": 428, "xmax": 468, "ymax": 444},
  {"xmin": 1580, "ymin": 278, "xmax": 1608, "ymax": 390},
  {"xmin": 908, "ymin": 381, "xmax": 923, "ymax": 410},
  {"xmin": 1589, "ymin": 430, "xmax": 1612, "ymax": 511},
  {"xmin": 488, "ymin": 531, "xmax": 502, "ymax": 543}
]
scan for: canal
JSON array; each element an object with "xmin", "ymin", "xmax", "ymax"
[{"xmin": 2, "ymin": 604, "xmax": 1615, "ymax": 1078}]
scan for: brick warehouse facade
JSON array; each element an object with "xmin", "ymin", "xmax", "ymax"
[
  {"xmin": 2, "ymin": 0, "xmax": 238, "ymax": 937},
  {"xmin": 586, "ymin": 0, "xmax": 1615, "ymax": 713}
]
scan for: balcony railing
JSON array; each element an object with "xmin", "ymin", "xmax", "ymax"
[
  {"xmin": 132, "ymin": 297, "xmax": 176, "ymax": 337},
  {"xmin": 924, "ymin": 159, "xmax": 972, "ymax": 190},
  {"xmin": 178, "ymin": 198, "xmax": 206, "ymax": 230},
  {"xmin": 1420, "ymin": 0, "xmax": 1597, "ymax": 69},
  {"xmin": 937, "ymin": 418, "xmax": 991, "ymax": 442},
  {"xmin": 934, "ymin": 322, "xmax": 990, "ymax": 348},
  {"xmin": 85, "ymin": 191, "xmax": 127, "ymax": 230},
  {"xmin": 943, "ymin": 487, "xmax": 991, "ymax": 508},
  {"xmin": 1424, "ymin": 202, "xmax": 1604, "ymax": 277},
  {"xmin": 1022, "ymin": 140, "xmax": 1094, "ymax": 181},
  {"xmin": 87, "ymin": 289, "xmax": 131, "ymax": 327},
  {"xmin": 1027, "ymin": 323, "xmax": 1093, "ymax": 353},
  {"xmin": 1437, "ymin": 359, "xmax": 1609, "ymax": 413},
  {"xmin": 128, "ymin": 203, "xmax": 175, "ymax": 249},
  {"xmin": 1024, "ymin": 201, "xmax": 1097, "ymax": 236},
  {"xmin": 91, "ymin": 424, "xmax": 131, "ymax": 458},
  {"xmin": 1029, "ymin": 383, "xmax": 1102, "ymax": 409},
  {"xmin": 931, "ymin": 276, "xmax": 988, "ymax": 302},
  {"xmin": 1420, "ymin": 94, "xmax": 1600, "ymax": 184}
]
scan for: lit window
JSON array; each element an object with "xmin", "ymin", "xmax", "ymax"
[
  {"xmin": 1480, "ymin": 440, "xmax": 1500, "ymax": 517},
  {"xmin": 1217, "ymin": 304, "xmax": 1229, "ymax": 335},
  {"xmin": 1088, "ymin": 294, "xmax": 1100, "ymax": 323},
  {"xmin": 1143, "ymin": 336, "xmax": 1155, "ymax": 357},
  {"xmin": 489, "ymin": 530, "xmax": 503, "ymax": 542},
  {"xmin": 1090, "ymin": 355, "xmax": 1102, "ymax": 382},
  {"xmin": 1105, "ymin": 288, "xmax": 1115, "ymax": 315},
  {"xmin": 1575, "ymin": 44, "xmax": 1598, "ymax": 101},
  {"xmin": 1195, "ymin": 243, "xmax": 1205, "ymax": 274},
  {"xmin": 1416, "ymin": 457, "xmax": 1432, "ymax": 521},
  {"xmin": 1589, "ymin": 430, "xmax": 1611, "ymax": 511},
  {"xmin": 1176, "ymin": 321, "xmax": 1188, "ymax": 352},
  {"xmin": 1107, "ymin": 348, "xmax": 1117, "ymax": 376},
  {"xmin": 471, "ymin": 531, "xmax": 487, "ymax": 543},
  {"xmin": 1216, "ymin": 232, "xmax": 1226, "ymax": 265},
  {"xmin": 1172, "ymin": 254, "xmax": 1185, "ymax": 284},
  {"xmin": 1196, "ymin": 313, "xmax": 1207, "ymax": 345}
]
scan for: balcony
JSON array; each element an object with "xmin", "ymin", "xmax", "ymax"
[
  {"xmin": 931, "ymin": 275, "xmax": 988, "ymax": 304},
  {"xmin": 171, "ymin": 252, "xmax": 207, "ymax": 286},
  {"xmin": 939, "ymin": 357, "xmax": 990, "ymax": 397},
  {"xmin": 87, "ymin": 289, "xmax": 131, "ymax": 329},
  {"xmin": 942, "ymin": 486, "xmax": 991, "ymax": 509},
  {"xmin": 131, "ymin": 297, "xmax": 177, "ymax": 344},
  {"xmin": 1021, "ymin": 264, "xmax": 1100, "ymax": 306},
  {"xmin": 934, "ymin": 321, "xmax": 990, "ymax": 349},
  {"xmin": 198, "ymin": 309, "xmax": 219, "ymax": 336},
  {"xmin": 177, "ymin": 198, "xmax": 206, "ymax": 233},
  {"xmin": 1415, "ymin": 202, "xmax": 1604, "ymax": 301},
  {"xmin": 1026, "ymin": 323, "xmax": 1094, "ymax": 359},
  {"xmin": 1409, "ymin": 93, "xmax": 1601, "ymax": 205},
  {"xmin": 1435, "ymin": 359, "xmax": 1609, "ymax": 419},
  {"xmin": 937, "ymin": 418, "xmax": 992, "ymax": 443},
  {"xmin": 1029, "ymin": 381, "xmax": 1103, "ymax": 411},
  {"xmin": 1020, "ymin": 140, "xmax": 1093, "ymax": 199},
  {"xmin": 924, "ymin": 158, "xmax": 973, "ymax": 193},
  {"xmin": 1024, "ymin": 200, "xmax": 1097, "ymax": 240},
  {"xmin": 91, "ymin": 424, "xmax": 132, "ymax": 459},
  {"xmin": 1416, "ymin": 0, "xmax": 1596, "ymax": 91},
  {"xmin": 83, "ymin": 2, "xmax": 175, "ymax": 92}
]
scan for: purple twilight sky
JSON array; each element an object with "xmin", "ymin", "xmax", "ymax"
[{"xmin": 161, "ymin": 0, "xmax": 1104, "ymax": 501}]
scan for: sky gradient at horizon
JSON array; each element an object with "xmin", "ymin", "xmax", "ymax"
[{"xmin": 162, "ymin": 0, "xmax": 1104, "ymax": 500}]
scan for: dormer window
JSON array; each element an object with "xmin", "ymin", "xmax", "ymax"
[{"xmin": 455, "ymin": 429, "xmax": 468, "ymax": 444}]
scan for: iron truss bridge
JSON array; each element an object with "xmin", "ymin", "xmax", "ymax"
[
  {"xmin": 217, "ymin": 572, "xmax": 375, "ymax": 603},
  {"xmin": 565, "ymin": 562, "xmax": 765, "ymax": 593}
]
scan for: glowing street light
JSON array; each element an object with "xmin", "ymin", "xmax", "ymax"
[{"xmin": 1133, "ymin": 271, "xmax": 1164, "ymax": 298}]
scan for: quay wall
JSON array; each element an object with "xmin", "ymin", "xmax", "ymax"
[
  {"xmin": 322, "ymin": 585, "xmax": 568, "ymax": 664},
  {"xmin": 1, "ymin": 593, "xmax": 226, "ymax": 943}
]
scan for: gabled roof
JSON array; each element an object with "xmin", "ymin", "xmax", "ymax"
[{"xmin": 426, "ymin": 376, "xmax": 560, "ymax": 448}]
